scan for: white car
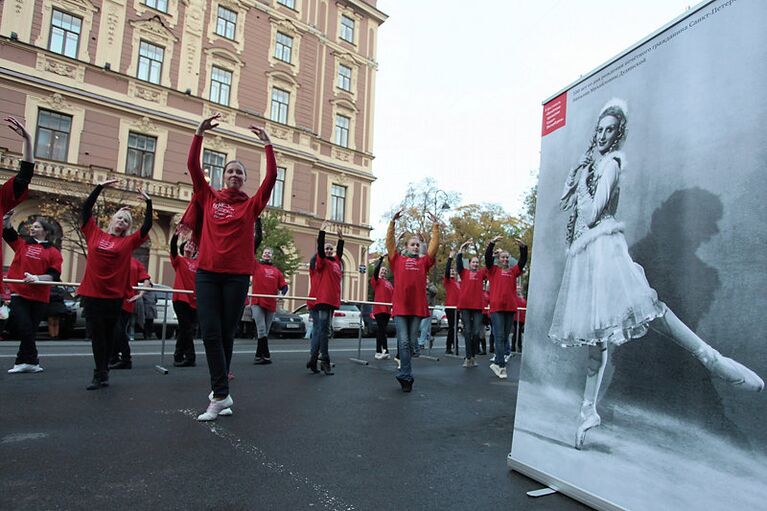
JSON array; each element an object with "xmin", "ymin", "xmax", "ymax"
[{"xmin": 292, "ymin": 303, "xmax": 363, "ymax": 337}]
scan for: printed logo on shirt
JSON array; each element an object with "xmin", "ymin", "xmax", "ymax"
[
  {"xmin": 97, "ymin": 237, "xmax": 116, "ymax": 251},
  {"xmin": 186, "ymin": 260, "xmax": 198, "ymax": 272},
  {"xmin": 333, "ymin": 262, "xmax": 342, "ymax": 278},
  {"xmin": 404, "ymin": 258, "xmax": 421, "ymax": 272},
  {"xmin": 25, "ymin": 244, "xmax": 43, "ymax": 260},
  {"xmin": 212, "ymin": 201, "xmax": 236, "ymax": 220}
]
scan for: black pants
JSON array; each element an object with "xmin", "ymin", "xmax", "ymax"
[
  {"xmin": 173, "ymin": 301, "xmax": 197, "ymax": 362},
  {"xmin": 196, "ymin": 269, "xmax": 249, "ymax": 399},
  {"xmin": 10, "ymin": 296, "xmax": 48, "ymax": 365},
  {"xmin": 374, "ymin": 313, "xmax": 390, "ymax": 353},
  {"xmin": 83, "ymin": 297, "xmax": 122, "ymax": 376},
  {"xmin": 111, "ymin": 310, "xmax": 133, "ymax": 362},
  {"xmin": 445, "ymin": 308, "xmax": 457, "ymax": 352},
  {"xmin": 512, "ymin": 321, "xmax": 525, "ymax": 352}
]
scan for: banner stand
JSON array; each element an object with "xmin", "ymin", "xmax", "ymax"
[
  {"xmin": 154, "ymin": 289, "xmax": 169, "ymax": 375},
  {"xmin": 349, "ymin": 314, "xmax": 368, "ymax": 366}
]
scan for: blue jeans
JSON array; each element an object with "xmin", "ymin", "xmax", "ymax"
[
  {"xmin": 394, "ymin": 316, "xmax": 421, "ymax": 382},
  {"xmin": 490, "ymin": 312, "xmax": 515, "ymax": 368},
  {"xmin": 460, "ymin": 309, "xmax": 483, "ymax": 359},
  {"xmin": 418, "ymin": 316, "xmax": 431, "ymax": 348},
  {"xmin": 310, "ymin": 308, "xmax": 332, "ymax": 361}
]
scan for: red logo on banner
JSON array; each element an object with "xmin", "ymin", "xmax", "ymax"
[{"xmin": 542, "ymin": 92, "xmax": 567, "ymax": 136}]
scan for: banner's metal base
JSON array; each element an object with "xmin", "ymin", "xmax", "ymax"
[
  {"xmin": 154, "ymin": 365, "xmax": 169, "ymax": 375},
  {"xmin": 419, "ymin": 355, "xmax": 440, "ymax": 361},
  {"xmin": 527, "ymin": 488, "xmax": 557, "ymax": 498},
  {"xmin": 349, "ymin": 358, "xmax": 369, "ymax": 365}
]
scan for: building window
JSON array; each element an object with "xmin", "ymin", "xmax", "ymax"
[
  {"xmin": 203, "ymin": 149, "xmax": 227, "ymax": 190},
  {"xmin": 137, "ymin": 40, "xmax": 164, "ymax": 84},
  {"xmin": 274, "ymin": 32, "xmax": 293, "ymax": 63},
  {"xmin": 268, "ymin": 167, "xmax": 286, "ymax": 208},
  {"xmin": 337, "ymin": 64, "xmax": 352, "ymax": 92},
  {"xmin": 209, "ymin": 66, "xmax": 233, "ymax": 106},
  {"xmin": 126, "ymin": 132, "xmax": 157, "ymax": 178},
  {"xmin": 276, "ymin": 0, "xmax": 296, "ymax": 8},
  {"xmin": 35, "ymin": 110, "xmax": 72, "ymax": 162},
  {"xmin": 335, "ymin": 114, "xmax": 350, "ymax": 148},
  {"xmin": 49, "ymin": 9, "xmax": 81, "ymax": 59},
  {"xmin": 143, "ymin": 0, "xmax": 168, "ymax": 13},
  {"xmin": 270, "ymin": 88, "xmax": 290, "ymax": 124},
  {"xmin": 340, "ymin": 15, "xmax": 355, "ymax": 43},
  {"xmin": 330, "ymin": 184, "xmax": 346, "ymax": 222},
  {"xmin": 215, "ymin": 6, "xmax": 237, "ymax": 40}
]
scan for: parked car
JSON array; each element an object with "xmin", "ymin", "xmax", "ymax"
[
  {"xmin": 354, "ymin": 303, "xmax": 396, "ymax": 338},
  {"xmin": 149, "ymin": 284, "xmax": 179, "ymax": 339},
  {"xmin": 292, "ymin": 303, "xmax": 363, "ymax": 338},
  {"xmin": 269, "ymin": 308, "xmax": 307, "ymax": 338},
  {"xmin": 431, "ymin": 306, "xmax": 448, "ymax": 335}
]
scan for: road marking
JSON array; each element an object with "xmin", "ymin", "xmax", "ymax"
[
  {"xmin": 2, "ymin": 432, "xmax": 49, "ymax": 444},
  {"xmin": 176, "ymin": 408, "xmax": 356, "ymax": 511},
  {"xmin": 0, "ymin": 348, "xmax": 388, "ymax": 358}
]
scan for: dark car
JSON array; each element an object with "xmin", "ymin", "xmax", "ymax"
[
  {"xmin": 269, "ymin": 308, "xmax": 307, "ymax": 338},
  {"xmin": 355, "ymin": 303, "xmax": 396, "ymax": 338}
]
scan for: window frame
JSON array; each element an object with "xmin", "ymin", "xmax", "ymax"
[
  {"xmin": 267, "ymin": 166, "xmax": 286, "ymax": 209},
  {"xmin": 276, "ymin": 0, "xmax": 296, "ymax": 9},
  {"xmin": 143, "ymin": 0, "xmax": 169, "ymax": 13},
  {"xmin": 274, "ymin": 32, "xmax": 294, "ymax": 64},
  {"xmin": 337, "ymin": 63, "xmax": 352, "ymax": 92},
  {"xmin": 48, "ymin": 8, "xmax": 82, "ymax": 59},
  {"xmin": 270, "ymin": 87, "xmax": 290, "ymax": 124},
  {"xmin": 330, "ymin": 184, "xmax": 347, "ymax": 223},
  {"xmin": 334, "ymin": 114, "xmax": 350, "ymax": 148},
  {"xmin": 34, "ymin": 109, "xmax": 73, "ymax": 162},
  {"xmin": 203, "ymin": 148, "xmax": 227, "ymax": 190},
  {"xmin": 209, "ymin": 65, "xmax": 233, "ymax": 106},
  {"xmin": 215, "ymin": 5, "xmax": 238, "ymax": 41},
  {"xmin": 340, "ymin": 15, "xmax": 355, "ymax": 43},
  {"xmin": 126, "ymin": 131, "xmax": 158, "ymax": 178},
  {"xmin": 136, "ymin": 40, "xmax": 165, "ymax": 85}
]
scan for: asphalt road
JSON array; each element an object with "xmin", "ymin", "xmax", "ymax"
[{"xmin": 0, "ymin": 335, "xmax": 590, "ymax": 511}]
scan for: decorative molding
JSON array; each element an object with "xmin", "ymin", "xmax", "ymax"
[
  {"xmin": 128, "ymin": 80, "xmax": 168, "ymax": 104},
  {"xmin": 35, "ymin": 54, "xmax": 87, "ymax": 82}
]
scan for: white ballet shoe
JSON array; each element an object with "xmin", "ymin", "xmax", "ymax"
[
  {"xmin": 574, "ymin": 407, "xmax": 601, "ymax": 450},
  {"xmin": 698, "ymin": 349, "xmax": 764, "ymax": 392},
  {"xmin": 197, "ymin": 395, "xmax": 233, "ymax": 421}
]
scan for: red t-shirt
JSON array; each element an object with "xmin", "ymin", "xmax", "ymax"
[
  {"xmin": 443, "ymin": 276, "xmax": 460, "ymax": 307},
  {"xmin": 6, "ymin": 238, "xmax": 63, "ymax": 303},
  {"xmin": 516, "ymin": 297, "xmax": 527, "ymax": 323},
  {"xmin": 171, "ymin": 253, "xmax": 198, "ymax": 309},
  {"xmin": 0, "ymin": 176, "xmax": 29, "ymax": 287},
  {"xmin": 370, "ymin": 275, "xmax": 393, "ymax": 315},
  {"xmin": 486, "ymin": 264, "xmax": 522, "ymax": 313},
  {"xmin": 187, "ymin": 135, "xmax": 276, "ymax": 275},
  {"xmin": 250, "ymin": 261, "xmax": 287, "ymax": 312},
  {"xmin": 122, "ymin": 258, "xmax": 151, "ymax": 313},
  {"xmin": 388, "ymin": 253, "xmax": 434, "ymax": 317},
  {"xmin": 311, "ymin": 255, "xmax": 342, "ymax": 309},
  {"xmin": 78, "ymin": 218, "xmax": 147, "ymax": 299},
  {"xmin": 457, "ymin": 267, "xmax": 486, "ymax": 310}
]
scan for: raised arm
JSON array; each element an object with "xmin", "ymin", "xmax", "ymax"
[
  {"xmin": 254, "ymin": 217, "xmax": 263, "ymax": 255},
  {"xmin": 486, "ymin": 235, "xmax": 502, "ymax": 269},
  {"xmin": 386, "ymin": 211, "xmax": 401, "ymax": 263},
  {"xmin": 247, "ymin": 126, "xmax": 277, "ymax": 217},
  {"xmin": 335, "ymin": 226, "xmax": 344, "ymax": 261},
  {"xmin": 444, "ymin": 251, "xmax": 454, "ymax": 280},
  {"xmin": 516, "ymin": 241, "xmax": 528, "ymax": 271},
  {"xmin": 373, "ymin": 256, "xmax": 384, "ymax": 281},
  {"xmin": 5, "ymin": 117, "xmax": 34, "ymax": 199},
  {"xmin": 316, "ymin": 226, "xmax": 326, "ymax": 259},
  {"xmin": 188, "ymin": 114, "xmax": 220, "ymax": 191},
  {"xmin": 2, "ymin": 210, "xmax": 17, "ymax": 244},
  {"xmin": 82, "ymin": 180, "xmax": 112, "ymax": 227},
  {"xmin": 170, "ymin": 232, "xmax": 179, "ymax": 258},
  {"xmin": 137, "ymin": 188, "xmax": 153, "ymax": 238},
  {"xmin": 426, "ymin": 212, "xmax": 439, "ymax": 259}
]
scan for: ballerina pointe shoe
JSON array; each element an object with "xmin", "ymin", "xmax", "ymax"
[
  {"xmin": 703, "ymin": 351, "xmax": 764, "ymax": 392},
  {"xmin": 574, "ymin": 409, "xmax": 601, "ymax": 450}
]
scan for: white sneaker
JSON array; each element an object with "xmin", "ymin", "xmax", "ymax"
[
  {"xmin": 8, "ymin": 363, "xmax": 43, "ymax": 373},
  {"xmin": 499, "ymin": 367, "xmax": 508, "ymax": 379},
  {"xmin": 218, "ymin": 408, "xmax": 233, "ymax": 416},
  {"xmin": 463, "ymin": 358, "xmax": 470, "ymax": 368},
  {"xmin": 380, "ymin": 351, "xmax": 390, "ymax": 360},
  {"xmin": 198, "ymin": 395, "xmax": 234, "ymax": 421},
  {"xmin": 470, "ymin": 358, "xmax": 479, "ymax": 368},
  {"xmin": 490, "ymin": 363, "xmax": 503, "ymax": 378},
  {"xmin": 374, "ymin": 352, "xmax": 383, "ymax": 360},
  {"xmin": 504, "ymin": 354, "xmax": 511, "ymax": 363},
  {"xmin": 395, "ymin": 357, "xmax": 401, "ymax": 370}
]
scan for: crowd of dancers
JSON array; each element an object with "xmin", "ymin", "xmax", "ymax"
[{"xmin": 0, "ymin": 113, "xmax": 528, "ymax": 421}]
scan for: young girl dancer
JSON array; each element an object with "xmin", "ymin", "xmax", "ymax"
[
  {"xmin": 456, "ymin": 240, "xmax": 486, "ymax": 368},
  {"xmin": 386, "ymin": 210, "xmax": 440, "ymax": 392},
  {"xmin": 484, "ymin": 235, "xmax": 527, "ymax": 379},
  {"xmin": 170, "ymin": 231, "xmax": 198, "ymax": 367},
  {"xmin": 549, "ymin": 99, "xmax": 763, "ymax": 449},
  {"xmin": 78, "ymin": 180, "xmax": 152, "ymax": 390},
  {"xmin": 370, "ymin": 255, "xmax": 393, "ymax": 360},
  {"xmin": 306, "ymin": 221, "xmax": 343, "ymax": 375},
  {"xmin": 185, "ymin": 113, "xmax": 276, "ymax": 420},
  {"xmin": 4, "ymin": 213, "xmax": 62, "ymax": 373},
  {"xmin": 251, "ymin": 218, "xmax": 288, "ymax": 365}
]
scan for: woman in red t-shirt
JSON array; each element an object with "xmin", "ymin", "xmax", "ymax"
[
  {"xmin": 79, "ymin": 179, "xmax": 152, "ymax": 390},
  {"xmin": 443, "ymin": 250, "xmax": 460, "ymax": 355},
  {"xmin": 386, "ymin": 209, "xmax": 440, "ymax": 392},
  {"xmin": 186, "ymin": 114, "xmax": 276, "ymax": 420},
  {"xmin": 485, "ymin": 235, "xmax": 527, "ymax": 379},
  {"xmin": 170, "ymin": 230, "xmax": 198, "ymax": 367},
  {"xmin": 3, "ymin": 213, "xmax": 62, "ymax": 374},
  {"xmin": 251, "ymin": 218, "xmax": 288, "ymax": 365},
  {"xmin": 306, "ymin": 221, "xmax": 343, "ymax": 375},
  {"xmin": 456, "ymin": 240, "xmax": 487, "ymax": 368},
  {"xmin": 370, "ymin": 255, "xmax": 393, "ymax": 360}
]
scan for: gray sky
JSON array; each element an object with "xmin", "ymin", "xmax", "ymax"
[{"xmin": 370, "ymin": 0, "xmax": 693, "ymax": 240}]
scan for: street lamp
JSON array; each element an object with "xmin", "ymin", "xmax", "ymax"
[{"xmin": 431, "ymin": 189, "xmax": 450, "ymax": 282}]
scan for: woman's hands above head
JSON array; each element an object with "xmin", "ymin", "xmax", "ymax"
[
  {"xmin": 98, "ymin": 178, "xmax": 121, "ymax": 188},
  {"xmin": 320, "ymin": 220, "xmax": 331, "ymax": 232},
  {"xmin": 5, "ymin": 117, "xmax": 30, "ymax": 141},
  {"xmin": 449, "ymin": 249, "xmax": 455, "ymax": 258},
  {"xmin": 249, "ymin": 125, "xmax": 272, "ymax": 145},
  {"xmin": 392, "ymin": 209, "xmax": 404, "ymax": 222},
  {"xmin": 490, "ymin": 235, "xmax": 503, "ymax": 244},
  {"xmin": 196, "ymin": 114, "xmax": 221, "ymax": 136},
  {"xmin": 3, "ymin": 209, "xmax": 14, "ymax": 229},
  {"xmin": 426, "ymin": 211, "xmax": 441, "ymax": 225},
  {"xmin": 460, "ymin": 240, "xmax": 472, "ymax": 252},
  {"xmin": 137, "ymin": 187, "xmax": 151, "ymax": 201},
  {"xmin": 336, "ymin": 226, "xmax": 344, "ymax": 240}
]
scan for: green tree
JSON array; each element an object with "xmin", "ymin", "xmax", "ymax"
[{"xmin": 258, "ymin": 209, "xmax": 302, "ymax": 279}]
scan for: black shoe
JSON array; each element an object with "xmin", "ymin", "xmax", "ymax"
[
  {"xmin": 396, "ymin": 376, "xmax": 413, "ymax": 393},
  {"xmin": 306, "ymin": 355, "xmax": 319, "ymax": 374},
  {"xmin": 178, "ymin": 359, "xmax": 196, "ymax": 367},
  {"xmin": 86, "ymin": 371, "xmax": 109, "ymax": 390},
  {"xmin": 445, "ymin": 349, "xmax": 454, "ymax": 354},
  {"xmin": 109, "ymin": 359, "xmax": 132, "ymax": 370},
  {"xmin": 254, "ymin": 357, "xmax": 272, "ymax": 365},
  {"xmin": 320, "ymin": 359, "xmax": 334, "ymax": 375}
]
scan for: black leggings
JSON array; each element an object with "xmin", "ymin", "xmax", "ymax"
[
  {"xmin": 196, "ymin": 269, "xmax": 249, "ymax": 398},
  {"xmin": 445, "ymin": 308, "xmax": 457, "ymax": 352},
  {"xmin": 374, "ymin": 313, "xmax": 390, "ymax": 353},
  {"xmin": 10, "ymin": 295, "xmax": 48, "ymax": 365},
  {"xmin": 173, "ymin": 300, "xmax": 197, "ymax": 362},
  {"xmin": 83, "ymin": 297, "xmax": 123, "ymax": 375},
  {"xmin": 111, "ymin": 310, "xmax": 133, "ymax": 362}
]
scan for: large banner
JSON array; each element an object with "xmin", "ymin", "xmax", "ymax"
[{"xmin": 509, "ymin": 1, "xmax": 767, "ymax": 509}]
